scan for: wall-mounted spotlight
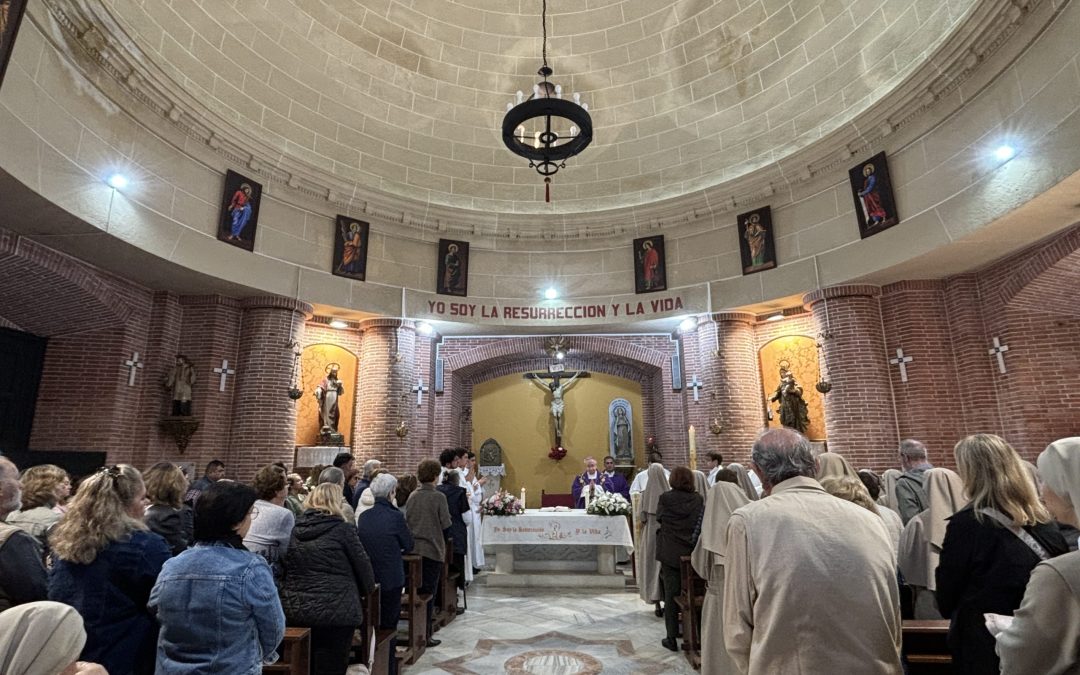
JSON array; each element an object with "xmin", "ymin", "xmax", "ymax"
[
  {"xmin": 416, "ymin": 321, "xmax": 434, "ymax": 336},
  {"xmin": 328, "ymin": 319, "xmax": 349, "ymax": 330},
  {"xmin": 678, "ymin": 317, "xmax": 697, "ymax": 333},
  {"xmin": 766, "ymin": 312, "xmax": 785, "ymax": 322},
  {"xmin": 544, "ymin": 287, "xmax": 558, "ymax": 300}
]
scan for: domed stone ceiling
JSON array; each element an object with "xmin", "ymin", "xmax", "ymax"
[{"xmin": 108, "ymin": 0, "xmax": 974, "ymax": 215}]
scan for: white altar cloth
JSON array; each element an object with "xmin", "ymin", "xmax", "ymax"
[{"xmin": 483, "ymin": 510, "xmax": 633, "ymax": 554}]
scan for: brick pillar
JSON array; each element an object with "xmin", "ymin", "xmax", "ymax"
[
  {"xmin": 943, "ymin": 275, "xmax": 1003, "ymax": 439},
  {"xmin": 132, "ymin": 292, "xmax": 183, "ymax": 467},
  {"xmin": 702, "ymin": 313, "xmax": 766, "ymax": 465},
  {"xmin": 357, "ymin": 319, "xmax": 417, "ymax": 475},
  {"xmin": 227, "ymin": 296, "xmax": 311, "ymax": 480},
  {"xmin": 803, "ymin": 285, "xmax": 898, "ymax": 467}
]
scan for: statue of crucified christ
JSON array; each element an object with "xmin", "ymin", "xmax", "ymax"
[{"xmin": 526, "ymin": 371, "xmax": 585, "ymax": 446}]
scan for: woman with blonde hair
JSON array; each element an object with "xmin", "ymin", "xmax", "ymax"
[
  {"xmin": 279, "ymin": 482, "xmax": 375, "ymax": 675},
  {"xmin": 935, "ymin": 434, "xmax": 1067, "ymax": 674},
  {"xmin": 48, "ymin": 465, "xmax": 171, "ymax": 675},
  {"xmin": 143, "ymin": 462, "xmax": 192, "ymax": 556},
  {"xmin": 6, "ymin": 464, "xmax": 69, "ymax": 558}
]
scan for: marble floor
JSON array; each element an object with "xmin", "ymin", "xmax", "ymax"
[{"xmin": 405, "ymin": 580, "xmax": 698, "ymax": 674}]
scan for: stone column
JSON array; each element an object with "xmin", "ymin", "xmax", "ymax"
[
  {"xmin": 803, "ymin": 285, "xmax": 898, "ymax": 466},
  {"xmin": 357, "ymin": 319, "xmax": 417, "ymax": 475},
  {"xmin": 227, "ymin": 296, "xmax": 311, "ymax": 480},
  {"xmin": 702, "ymin": 313, "xmax": 766, "ymax": 464}
]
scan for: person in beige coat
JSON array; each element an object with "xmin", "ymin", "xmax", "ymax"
[
  {"xmin": 723, "ymin": 428, "xmax": 903, "ymax": 675},
  {"xmin": 692, "ymin": 479, "xmax": 750, "ymax": 675},
  {"xmin": 997, "ymin": 437, "xmax": 1080, "ymax": 674},
  {"xmin": 637, "ymin": 463, "xmax": 669, "ymax": 612},
  {"xmin": 897, "ymin": 467, "xmax": 967, "ymax": 618}
]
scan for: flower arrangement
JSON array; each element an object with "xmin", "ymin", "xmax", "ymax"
[
  {"xmin": 548, "ymin": 446, "xmax": 567, "ymax": 461},
  {"xmin": 586, "ymin": 491, "xmax": 632, "ymax": 516},
  {"xmin": 480, "ymin": 489, "xmax": 525, "ymax": 516}
]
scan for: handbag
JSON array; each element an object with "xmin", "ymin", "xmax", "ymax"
[{"xmin": 978, "ymin": 508, "xmax": 1050, "ymax": 561}]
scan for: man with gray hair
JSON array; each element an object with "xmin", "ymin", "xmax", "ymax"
[
  {"xmin": 723, "ymin": 428, "xmax": 902, "ymax": 674},
  {"xmin": 318, "ymin": 466, "xmax": 356, "ymax": 522},
  {"xmin": 0, "ymin": 456, "xmax": 48, "ymax": 611},
  {"xmin": 350, "ymin": 459, "xmax": 382, "ymax": 510},
  {"xmin": 896, "ymin": 439, "xmax": 933, "ymax": 524}
]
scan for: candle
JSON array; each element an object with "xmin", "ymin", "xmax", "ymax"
[
  {"xmin": 689, "ymin": 425, "xmax": 697, "ymax": 470},
  {"xmin": 520, "ymin": 487, "xmax": 526, "ymax": 509}
]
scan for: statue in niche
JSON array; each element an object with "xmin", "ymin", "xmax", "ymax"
[
  {"xmin": 609, "ymin": 401, "xmax": 634, "ymax": 463},
  {"xmin": 314, "ymin": 363, "xmax": 345, "ymax": 433},
  {"xmin": 769, "ymin": 366, "xmax": 810, "ymax": 434},
  {"xmin": 163, "ymin": 354, "xmax": 196, "ymax": 417},
  {"xmin": 479, "ymin": 438, "xmax": 503, "ymax": 467}
]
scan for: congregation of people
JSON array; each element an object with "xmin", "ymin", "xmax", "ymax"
[
  {"xmin": 0, "ymin": 447, "xmax": 487, "ymax": 675},
  {"xmin": 3, "ymin": 431, "xmax": 1080, "ymax": 674}
]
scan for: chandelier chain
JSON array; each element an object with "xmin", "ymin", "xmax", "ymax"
[{"xmin": 541, "ymin": 0, "xmax": 548, "ymax": 70}]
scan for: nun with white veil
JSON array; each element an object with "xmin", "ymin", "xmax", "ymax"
[
  {"xmin": 0, "ymin": 600, "xmax": 106, "ymax": 675},
  {"xmin": 692, "ymin": 470, "xmax": 710, "ymax": 503},
  {"xmin": 726, "ymin": 463, "xmax": 760, "ymax": 501},
  {"xmin": 897, "ymin": 467, "xmax": 967, "ymax": 618},
  {"xmin": 638, "ymin": 463, "xmax": 670, "ymax": 613},
  {"xmin": 691, "ymin": 481, "xmax": 751, "ymax": 675}
]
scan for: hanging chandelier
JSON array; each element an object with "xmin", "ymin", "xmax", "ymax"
[{"xmin": 501, "ymin": 0, "xmax": 593, "ymax": 202}]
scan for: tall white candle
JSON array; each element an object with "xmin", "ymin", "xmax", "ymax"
[
  {"xmin": 689, "ymin": 425, "xmax": 697, "ymax": 469},
  {"xmin": 520, "ymin": 487, "xmax": 526, "ymax": 509}
]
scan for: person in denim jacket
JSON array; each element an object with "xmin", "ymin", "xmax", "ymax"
[
  {"xmin": 49, "ymin": 465, "xmax": 171, "ymax": 675},
  {"xmin": 149, "ymin": 481, "xmax": 285, "ymax": 674}
]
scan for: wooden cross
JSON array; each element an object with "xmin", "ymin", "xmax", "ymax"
[
  {"xmin": 988, "ymin": 337, "xmax": 1010, "ymax": 374},
  {"xmin": 412, "ymin": 378, "xmax": 429, "ymax": 406},
  {"xmin": 889, "ymin": 348, "xmax": 913, "ymax": 383},
  {"xmin": 687, "ymin": 374, "xmax": 703, "ymax": 402},
  {"xmin": 213, "ymin": 359, "xmax": 236, "ymax": 392},
  {"xmin": 123, "ymin": 352, "xmax": 143, "ymax": 387}
]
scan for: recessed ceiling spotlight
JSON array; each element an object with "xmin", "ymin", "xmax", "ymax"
[
  {"xmin": 679, "ymin": 317, "xmax": 697, "ymax": 333},
  {"xmin": 544, "ymin": 287, "xmax": 558, "ymax": 300},
  {"xmin": 416, "ymin": 321, "xmax": 434, "ymax": 335},
  {"xmin": 994, "ymin": 144, "xmax": 1016, "ymax": 162},
  {"xmin": 766, "ymin": 312, "xmax": 785, "ymax": 322},
  {"xmin": 106, "ymin": 173, "xmax": 129, "ymax": 190},
  {"xmin": 328, "ymin": 319, "xmax": 349, "ymax": 329}
]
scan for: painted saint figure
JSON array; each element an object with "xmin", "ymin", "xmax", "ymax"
[
  {"xmin": 612, "ymin": 406, "xmax": 632, "ymax": 462},
  {"xmin": 528, "ymin": 371, "xmax": 583, "ymax": 444},
  {"xmin": 744, "ymin": 213, "xmax": 768, "ymax": 267},
  {"xmin": 164, "ymin": 354, "xmax": 196, "ymax": 416},
  {"xmin": 769, "ymin": 367, "xmax": 810, "ymax": 434},
  {"xmin": 639, "ymin": 240, "xmax": 660, "ymax": 290},
  {"xmin": 227, "ymin": 183, "xmax": 253, "ymax": 240},
  {"xmin": 442, "ymin": 243, "xmax": 462, "ymax": 293},
  {"xmin": 858, "ymin": 163, "xmax": 888, "ymax": 226},
  {"xmin": 314, "ymin": 364, "xmax": 345, "ymax": 432},
  {"xmin": 337, "ymin": 221, "xmax": 364, "ymax": 276}
]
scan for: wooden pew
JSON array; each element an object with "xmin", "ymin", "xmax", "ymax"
[
  {"xmin": 352, "ymin": 583, "xmax": 396, "ymax": 675},
  {"xmin": 902, "ymin": 619, "xmax": 952, "ymax": 675},
  {"xmin": 262, "ymin": 627, "xmax": 310, "ymax": 675},
  {"xmin": 400, "ymin": 554, "xmax": 429, "ymax": 665},
  {"xmin": 674, "ymin": 555, "xmax": 706, "ymax": 670},
  {"xmin": 436, "ymin": 537, "xmax": 460, "ymax": 630}
]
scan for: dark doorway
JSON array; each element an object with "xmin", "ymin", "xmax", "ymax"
[{"xmin": 0, "ymin": 326, "xmax": 47, "ymax": 452}]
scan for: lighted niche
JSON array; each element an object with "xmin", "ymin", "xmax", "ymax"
[
  {"xmin": 759, "ymin": 335, "xmax": 826, "ymax": 442},
  {"xmin": 295, "ymin": 344, "xmax": 357, "ymax": 447}
]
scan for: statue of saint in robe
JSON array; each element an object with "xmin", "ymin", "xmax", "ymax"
[
  {"xmin": 769, "ymin": 367, "xmax": 810, "ymax": 434},
  {"xmin": 314, "ymin": 365, "xmax": 345, "ymax": 432}
]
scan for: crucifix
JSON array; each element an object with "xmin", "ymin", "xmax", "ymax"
[
  {"xmin": 988, "ymin": 337, "xmax": 1010, "ymax": 374},
  {"xmin": 524, "ymin": 370, "xmax": 591, "ymax": 447},
  {"xmin": 687, "ymin": 374, "xmax": 703, "ymax": 402},
  {"xmin": 123, "ymin": 352, "xmax": 143, "ymax": 387},
  {"xmin": 213, "ymin": 359, "xmax": 236, "ymax": 392},
  {"xmin": 889, "ymin": 348, "xmax": 913, "ymax": 383},
  {"xmin": 412, "ymin": 378, "xmax": 429, "ymax": 406}
]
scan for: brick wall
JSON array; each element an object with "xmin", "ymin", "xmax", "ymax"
[{"xmin": 356, "ymin": 319, "xmax": 417, "ymax": 476}]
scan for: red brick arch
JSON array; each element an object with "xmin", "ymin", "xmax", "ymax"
[
  {"xmin": 998, "ymin": 223, "xmax": 1080, "ymax": 316},
  {"xmin": 447, "ymin": 335, "xmax": 669, "ymax": 377}
]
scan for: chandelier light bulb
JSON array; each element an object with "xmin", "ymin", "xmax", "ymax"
[
  {"xmin": 506, "ymin": 102, "xmax": 513, "ymax": 112},
  {"xmin": 573, "ymin": 92, "xmax": 581, "ymax": 104},
  {"xmin": 555, "ymin": 84, "xmax": 562, "ymax": 98},
  {"xmin": 570, "ymin": 126, "xmax": 578, "ymax": 138},
  {"xmin": 533, "ymin": 84, "xmax": 540, "ymax": 97},
  {"xmin": 581, "ymin": 103, "xmax": 588, "ymax": 112},
  {"xmin": 516, "ymin": 90, "xmax": 524, "ymax": 104},
  {"xmin": 534, "ymin": 131, "xmax": 541, "ymax": 149},
  {"xmin": 517, "ymin": 125, "xmax": 525, "ymax": 143}
]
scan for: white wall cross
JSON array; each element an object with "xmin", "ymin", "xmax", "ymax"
[
  {"xmin": 213, "ymin": 359, "xmax": 236, "ymax": 392},
  {"xmin": 123, "ymin": 352, "xmax": 143, "ymax": 387},
  {"xmin": 687, "ymin": 374, "xmax": 703, "ymax": 402},
  {"xmin": 412, "ymin": 378, "xmax": 429, "ymax": 406},
  {"xmin": 889, "ymin": 348, "xmax": 914, "ymax": 383},
  {"xmin": 988, "ymin": 337, "xmax": 1010, "ymax": 374}
]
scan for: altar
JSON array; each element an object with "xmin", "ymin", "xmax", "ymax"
[{"xmin": 482, "ymin": 510, "xmax": 633, "ymax": 588}]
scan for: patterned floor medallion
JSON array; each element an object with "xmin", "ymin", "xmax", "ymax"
[{"xmin": 434, "ymin": 631, "xmax": 668, "ymax": 674}]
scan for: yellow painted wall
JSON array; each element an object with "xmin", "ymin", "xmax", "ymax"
[
  {"xmin": 472, "ymin": 372, "xmax": 645, "ymax": 508},
  {"xmin": 295, "ymin": 344, "xmax": 357, "ymax": 447},
  {"xmin": 759, "ymin": 335, "xmax": 826, "ymax": 441}
]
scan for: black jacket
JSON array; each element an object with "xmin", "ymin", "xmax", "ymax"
[
  {"xmin": 357, "ymin": 497, "xmax": 414, "ymax": 590},
  {"xmin": 935, "ymin": 505, "xmax": 1067, "ymax": 675},
  {"xmin": 279, "ymin": 510, "xmax": 376, "ymax": 627},
  {"xmin": 655, "ymin": 489, "xmax": 704, "ymax": 568},
  {"xmin": 145, "ymin": 505, "xmax": 193, "ymax": 556},
  {"xmin": 436, "ymin": 483, "xmax": 469, "ymax": 556}
]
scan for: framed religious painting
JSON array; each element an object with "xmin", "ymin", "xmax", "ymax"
[
  {"xmin": 0, "ymin": 0, "xmax": 29, "ymax": 91},
  {"xmin": 217, "ymin": 170, "xmax": 262, "ymax": 251},
  {"xmin": 848, "ymin": 151, "xmax": 900, "ymax": 239},
  {"xmin": 437, "ymin": 238, "xmax": 469, "ymax": 297},
  {"xmin": 737, "ymin": 205, "xmax": 777, "ymax": 275},
  {"xmin": 633, "ymin": 235, "xmax": 666, "ymax": 294},
  {"xmin": 331, "ymin": 216, "xmax": 369, "ymax": 281}
]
